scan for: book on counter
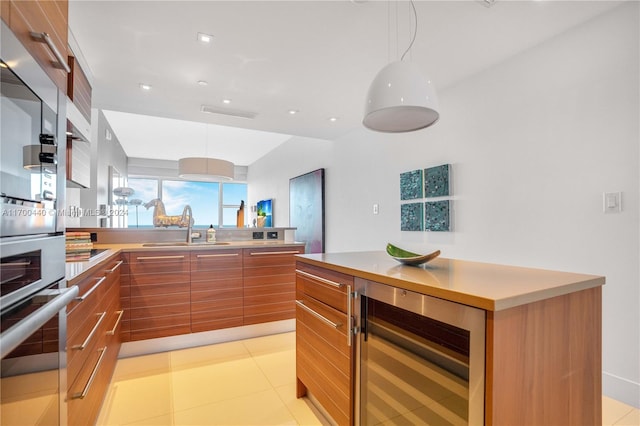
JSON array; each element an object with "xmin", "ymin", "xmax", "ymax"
[{"xmin": 65, "ymin": 232, "xmax": 93, "ymax": 261}]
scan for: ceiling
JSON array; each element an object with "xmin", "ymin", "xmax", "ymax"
[{"xmin": 68, "ymin": 0, "xmax": 623, "ymax": 166}]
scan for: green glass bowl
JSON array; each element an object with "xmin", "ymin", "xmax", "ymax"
[{"xmin": 386, "ymin": 243, "xmax": 440, "ymax": 266}]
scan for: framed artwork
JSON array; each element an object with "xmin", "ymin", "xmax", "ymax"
[
  {"xmin": 290, "ymin": 168, "xmax": 325, "ymax": 253},
  {"xmin": 424, "ymin": 164, "xmax": 450, "ymax": 198},
  {"xmin": 401, "ymin": 203, "xmax": 424, "ymax": 231},
  {"xmin": 256, "ymin": 199, "xmax": 273, "ymax": 227},
  {"xmin": 400, "ymin": 169, "xmax": 423, "ymax": 200},
  {"xmin": 425, "ymin": 200, "xmax": 450, "ymax": 231},
  {"xmin": 400, "ymin": 164, "xmax": 453, "ymax": 232}
]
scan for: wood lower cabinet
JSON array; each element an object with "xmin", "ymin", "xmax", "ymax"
[
  {"xmin": 243, "ymin": 246, "xmax": 304, "ymax": 325},
  {"xmin": 190, "ymin": 249, "xmax": 243, "ymax": 333},
  {"xmin": 126, "ymin": 251, "xmax": 190, "ymax": 341},
  {"xmin": 295, "ymin": 262, "xmax": 355, "ymax": 426},
  {"xmin": 67, "ymin": 254, "xmax": 122, "ymax": 426},
  {"xmin": 118, "ymin": 245, "xmax": 304, "ymax": 342}
]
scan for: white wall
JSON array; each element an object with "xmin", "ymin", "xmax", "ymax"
[
  {"xmin": 66, "ymin": 109, "xmax": 128, "ymax": 227},
  {"xmin": 248, "ymin": 3, "xmax": 639, "ymax": 407}
]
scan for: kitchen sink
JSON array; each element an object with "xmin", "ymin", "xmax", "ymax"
[{"xmin": 141, "ymin": 242, "xmax": 231, "ymax": 247}]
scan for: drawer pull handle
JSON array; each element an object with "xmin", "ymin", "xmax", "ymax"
[
  {"xmin": 296, "ymin": 269, "xmax": 344, "ymax": 288},
  {"xmin": 73, "ymin": 312, "xmax": 106, "ymax": 350},
  {"xmin": 295, "ymin": 300, "xmax": 342, "ymax": 329},
  {"xmin": 75, "ymin": 276, "xmax": 106, "ymax": 302},
  {"xmin": 0, "ymin": 261, "xmax": 31, "ymax": 267},
  {"xmin": 137, "ymin": 255, "xmax": 185, "ymax": 260},
  {"xmin": 29, "ymin": 32, "xmax": 71, "ymax": 73},
  {"xmin": 196, "ymin": 253, "xmax": 239, "ymax": 258},
  {"xmin": 106, "ymin": 310, "xmax": 124, "ymax": 336},
  {"xmin": 347, "ymin": 284, "xmax": 353, "ymax": 347},
  {"xmin": 105, "ymin": 260, "xmax": 123, "ymax": 273},
  {"xmin": 71, "ymin": 347, "xmax": 107, "ymax": 399},
  {"xmin": 250, "ymin": 250, "xmax": 300, "ymax": 256}
]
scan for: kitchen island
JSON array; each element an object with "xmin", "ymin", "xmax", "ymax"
[{"xmin": 295, "ymin": 251, "xmax": 605, "ymax": 425}]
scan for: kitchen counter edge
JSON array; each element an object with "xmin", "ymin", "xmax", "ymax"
[{"xmin": 295, "ymin": 251, "xmax": 605, "ymax": 312}]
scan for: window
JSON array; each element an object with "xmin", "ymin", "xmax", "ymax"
[
  {"xmin": 126, "ymin": 177, "xmax": 246, "ymax": 228},
  {"xmin": 162, "ymin": 180, "xmax": 218, "ymax": 227},
  {"xmin": 126, "ymin": 178, "xmax": 157, "ymax": 228}
]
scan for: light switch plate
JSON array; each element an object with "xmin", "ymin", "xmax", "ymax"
[{"xmin": 603, "ymin": 192, "xmax": 622, "ymax": 213}]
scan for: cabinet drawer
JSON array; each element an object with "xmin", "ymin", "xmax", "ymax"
[
  {"xmin": 296, "ymin": 263, "xmax": 354, "ymax": 313},
  {"xmin": 190, "ymin": 250, "xmax": 242, "ymax": 269},
  {"xmin": 296, "ymin": 296, "xmax": 350, "ymax": 355},
  {"xmin": 68, "ymin": 344, "xmax": 109, "ymax": 426},
  {"xmin": 296, "ymin": 292, "xmax": 354, "ymax": 426},
  {"xmin": 8, "ymin": 0, "xmax": 68, "ymax": 91},
  {"xmin": 243, "ymin": 247, "xmax": 303, "ymax": 267},
  {"xmin": 129, "ymin": 251, "xmax": 189, "ymax": 274}
]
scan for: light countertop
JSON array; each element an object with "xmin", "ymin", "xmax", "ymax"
[
  {"xmin": 296, "ymin": 251, "xmax": 605, "ymax": 311},
  {"xmin": 93, "ymin": 240, "xmax": 304, "ymax": 251}
]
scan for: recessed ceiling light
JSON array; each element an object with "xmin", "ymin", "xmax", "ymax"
[
  {"xmin": 328, "ymin": 117, "xmax": 338, "ymax": 122},
  {"xmin": 222, "ymin": 99, "xmax": 231, "ymax": 104},
  {"xmin": 139, "ymin": 83, "xmax": 152, "ymax": 91},
  {"xmin": 197, "ymin": 80, "xmax": 208, "ymax": 86},
  {"xmin": 288, "ymin": 109, "xmax": 299, "ymax": 115},
  {"xmin": 197, "ymin": 32, "xmax": 213, "ymax": 43}
]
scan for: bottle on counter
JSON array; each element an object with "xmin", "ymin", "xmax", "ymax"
[{"xmin": 206, "ymin": 224, "xmax": 216, "ymax": 243}]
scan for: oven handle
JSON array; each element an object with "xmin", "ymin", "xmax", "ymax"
[{"xmin": 0, "ymin": 286, "xmax": 79, "ymax": 359}]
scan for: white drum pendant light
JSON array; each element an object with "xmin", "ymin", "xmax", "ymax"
[
  {"xmin": 363, "ymin": 0, "xmax": 439, "ymax": 133},
  {"xmin": 178, "ymin": 157, "xmax": 234, "ymax": 181}
]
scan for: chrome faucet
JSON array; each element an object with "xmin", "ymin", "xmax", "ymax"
[{"xmin": 182, "ymin": 205, "xmax": 193, "ymax": 243}]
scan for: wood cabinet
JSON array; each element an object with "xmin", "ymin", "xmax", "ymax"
[
  {"xmin": 190, "ymin": 249, "xmax": 243, "ymax": 333},
  {"xmin": 243, "ymin": 246, "xmax": 304, "ymax": 325},
  {"xmin": 295, "ymin": 262, "xmax": 355, "ymax": 426},
  {"xmin": 119, "ymin": 253, "xmax": 131, "ymax": 342},
  {"xmin": 2, "ymin": 0, "xmax": 69, "ymax": 91},
  {"xmin": 126, "ymin": 251, "xmax": 191, "ymax": 341},
  {"xmin": 295, "ymin": 252, "xmax": 604, "ymax": 426},
  {"xmin": 486, "ymin": 286, "xmax": 602, "ymax": 425},
  {"xmin": 118, "ymin": 245, "xmax": 304, "ymax": 343},
  {"xmin": 67, "ymin": 254, "xmax": 123, "ymax": 426},
  {"xmin": 66, "ymin": 51, "xmax": 92, "ymax": 123}
]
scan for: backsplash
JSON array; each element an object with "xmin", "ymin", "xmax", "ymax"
[{"xmin": 67, "ymin": 227, "xmax": 297, "ymax": 244}]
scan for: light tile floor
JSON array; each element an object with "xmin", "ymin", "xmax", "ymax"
[{"xmin": 98, "ymin": 332, "xmax": 639, "ymax": 425}]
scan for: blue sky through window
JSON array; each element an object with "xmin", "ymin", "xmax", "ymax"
[{"xmin": 127, "ymin": 178, "xmax": 246, "ymax": 228}]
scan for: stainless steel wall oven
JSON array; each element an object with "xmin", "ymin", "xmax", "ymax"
[
  {"xmin": 1, "ymin": 19, "xmax": 70, "ymax": 426},
  {"xmin": 356, "ymin": 278, "xmax": 486, "ymax": 425}
]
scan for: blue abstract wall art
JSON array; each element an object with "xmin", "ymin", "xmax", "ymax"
[
  {"xmin": 424, "ymin": 164, "xmax": 450, "ymax": 198},
  {"xmin": 400, "ymin": 169, "xmax": 423, "ymax": 200}
]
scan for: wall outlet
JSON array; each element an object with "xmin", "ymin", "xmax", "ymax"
[
  {"xmin": 253, "ymin": 231, "xmax": 264, "ymax": 240},
  {"xmin": 373, "ymin": 204, "xmax": 379, "ymax": 215},
  {"xmin": 603, "ymin": 192, "xmax": 622, "ymax": 214},
  {"xmin": 267, "ymin": 231, "xmax": 278, "ymax": 239}
]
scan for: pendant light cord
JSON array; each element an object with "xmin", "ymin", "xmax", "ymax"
[{"xmin": 400, "ymin": 0, "xmax": 417, "ymax": 61}]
